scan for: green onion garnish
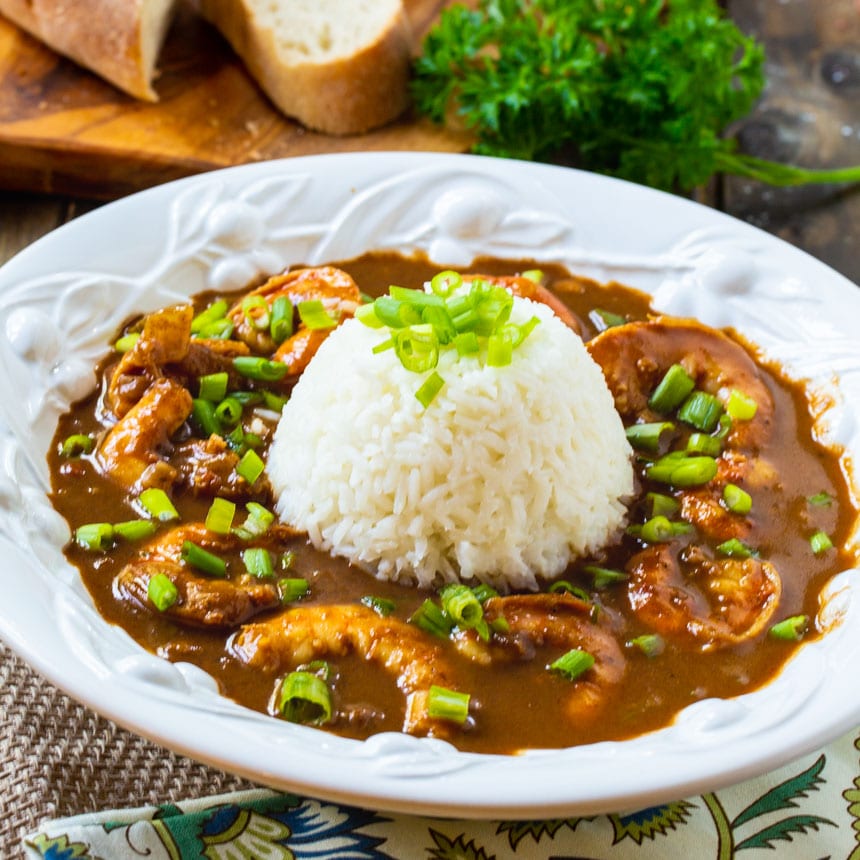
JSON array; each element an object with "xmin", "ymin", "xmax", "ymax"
[
  {"xmin": 113, "ymin": 520, "xmax": 158, "ymax": 541},
  {"xmin": 686, "ymin": 432, "xmax": 722, "ymax": 457},
  {"xmin": 241, "ymin": 294, "xmax": 270, "ymax": 330},
  {"xmin": 716, "ymin": 538, "xmax": 756, "ymax": 559},
  {"xmin": 454, "ymin": 330, "xmax": 480, "ymax": 356},
  {"xmin": 279, "ymin": 578, "xmax": 309, "ymax": 603},
  {"xmin": 355, "ymin": 303, "xmax": 384, "ymax": 328},
  {"xmin": 415, "ymin": 372, "xmax": 445, "ymax": 408},
  {"xmin": 486, "ymin": 331, "xmax": 514, "ymax": 367},
  {"xmin": 232, "ymin": 356, "xmax": 288, "ymax": 381},
  {"xmin": 410, "ymin": 599, "xmax": 455, "ymax": 638},
  {"xmin": 648, "ymin": 364, "xmax": 695, "ymax": 413},
  {"xmin": 114, "ymin": 332, "xmax": 140, "ymax": 353},
  {"xmin": 646, "ymin": 453, "xmax": 718, "ymax": 487},
  {"xmin": 191, "ymin": 398, "xmax": 221, "ymax": 437},
  {"xmin": 278, "ymin": 671, "xmax": 332, "ymax": 725},
  {"xmin": 360, "ymin": 595, "xmax": 396, "ymax": 617},
  {"xmin": 677, "ymin": 390, "xmax": 724, "ymax": 433},
  {"xmin": 205, "ymin": 498, "xmax": 236, "ymax": 534},
  {"xmin": 270, "ymin": 295, "xmax": 293, "ymax": 343},
  {"xmin": 215, "ymin": 396, "xmax": 243, "ymax": 428},
  {"xmin": 588, "ymin": 308, "xmax": 626, "ymax": 331},
  {"xmin": 262, "ymin": 391, "xmax": 288, "ymax": 412},
  {"xmin": 440, "ymin": 584, "xmax": 484, "ymax": 631},
  {"xmin": 723, "ymin": 484, "xmax": 752, "ymax": 515},
  {"xmin": 470, "ymin": 583, "xmax": 499, "ymax": 604},
  {"xmin": 646, "ymin": 492, "xmax": 680, "ymax": 518},
  {"xmin": 297, "ymin": 299, "xmax": 337, "ymax": 330},
  {"xmin": 430, "ymin": 270, "xmax": 463, "ymax": 296},
  {"xmin": 810, "ymin": 530, "xmax": 834, "ymax": 555},
  {"xmin": 426, "ymin": 685, "xmax": 470, "ymax": 723},
  {"xmin": 393, "ymin": 325, "xmax": 439, "ymax": 373},
  {"xmin": 236, "ymin": 449, "xmax": 265, "ymax": 485},
  {"xmin": 147, "ymin": 572, "xmax": 178, "ymax": 612},
  {"xmin": 243, "ymin": 547, "xmax": 274, "ymax": 579},
  {"xmin": 769, "ymin": 615, "xmax": 809, "ymax": 642},
  {"xmin": 639, "ymin": 515, "xmax": 689, "ymax": 543},
  {"xmin": 60, "ymin": 433, "xmax": 93, "ymax": 458},
  {"xmin": 808, "ymin": 492, "xmax": 834, "ymax": 507},
  {"xmin": 74, "ymin": 522, "xmax": 114, "ymax": 551},
  {"xmin": 138, "ymin": 488, "xmax": 179, "ymax": 522},
  {"xmin": 584, "ymin": 565, "xmax": 627, "ymax": 589},
  {"xmin": 548, "ymin": 648, "xmax": 595, "ymax": 681},
  {"xmin": 628, "ymin": 633, "xmax": 665, "ymax": 657},
  {"xmin": 726, "ymin": 389, "xmax": 758, "ymax": 421},
  {"xmin": 198, "ymin": 372, "xmax": 228, "ymax": 403},
  {"xmin": 625, "ymin": 421, "xmax": 674, "ymax": 453},
  {"xmin": 191, "ymin": 300, "xmax": 229, "ymax": 334},
  {"xmin": 180, "ymin": 540, "xmax": 227, "ymax": 577},
  {"xmin": 235, "ymin": 502, "xmax": 275, "ymax": 538}
]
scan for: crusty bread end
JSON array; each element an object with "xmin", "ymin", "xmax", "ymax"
[
  {"xmin": 0, "ymin": 0, "xmax": 176, "ymax": 101},
  {"xmin": 197, "ymin": 0, "xmax": 414, "ymax": 135}
]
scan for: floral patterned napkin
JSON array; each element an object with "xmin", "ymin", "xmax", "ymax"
[{"xmin": 22, "ymin": 727, "xmax": 860, "ymax": 859}]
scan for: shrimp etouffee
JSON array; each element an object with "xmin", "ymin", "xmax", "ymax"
[{"xmin": 48, "ymin": 252, "xmax": 858, "ymax": 754}]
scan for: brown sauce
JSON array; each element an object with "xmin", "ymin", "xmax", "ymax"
[{"xmin": 48, "ymin": 252, "xmax": 858, "ymax": 755}]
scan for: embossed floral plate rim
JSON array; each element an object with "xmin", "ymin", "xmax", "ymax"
[{"xmin": 0, "ymin": 153, "xmax": 858, "ymax": 820}]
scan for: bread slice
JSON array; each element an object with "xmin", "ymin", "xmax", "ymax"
[
  {"xmin": 0, "ymin": 0, "xmax": 176, "ymax": 100},
  {"xmin": 196, "ymin": 0, "xmax": 415, "ymax": 135}
]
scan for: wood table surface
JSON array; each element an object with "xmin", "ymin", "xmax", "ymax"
[{"xmin": 1, "ymin": 0, "xmax": 859, "ymax": 855}]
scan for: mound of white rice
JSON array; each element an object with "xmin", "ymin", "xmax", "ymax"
[{"xmin": 267, "ymin": 295, "xmax": 634, "ymax": 592}]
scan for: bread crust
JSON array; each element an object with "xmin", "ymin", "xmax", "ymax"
[
  {"xmin": 0, "ymin": 0, "xmax": 175, "ymax": 100},
  {"xmin": 197, "ymin": 0, "xmax": 414, "ymax": 135}
]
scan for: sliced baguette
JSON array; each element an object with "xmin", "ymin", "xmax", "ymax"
[
  {"xmin": 0, "ymin": 0, "xmax": 176, "ymax": 101},
  {"xmin": 196, "ymin": 0, "xmax": 415, "ymax": 135}
]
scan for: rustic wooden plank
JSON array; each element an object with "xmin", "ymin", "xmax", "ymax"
[
  {"xmin": 0, "ymin": 2, "xmax": 471, "ymax": 200},
  {"xmin": 0, "ymin": 192, "xmax": 68, "ymax": 264},
  {"xmin": 725, "ymin": 0, "xmax": 860, "ymax": 285}
]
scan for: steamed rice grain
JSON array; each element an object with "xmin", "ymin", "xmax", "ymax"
[{"xmin": 267, "ymin": 295, "xmax": 634, "ymax": 592}]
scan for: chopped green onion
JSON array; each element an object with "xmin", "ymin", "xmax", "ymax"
[
  {"xmin": 628, "ymin": 633, "xmax": 665, "ymax": 657},
  {"xmin": 726, "ymin": 389, "xmax": 758, "ymax": 421},
  {"xmin": 138, "ymin": 488, "xmax": 179, "ymax": 522},
  {"xmin": 198, "ymin": 372, "xmax": 228, "ymax": 403},
  {"xmin": 372, "ymin": 338, "xmax": 394, "ymax": 354},
  {"xmin": 228, "ymin": 391, "xmax": 263, "ymax": 406},
  {"xmin": 236, "ymin": 502, "xmax": 275, "ymax": 538},
  {"xmin": 470, "ymin": 583, "xmax": 499, "ymax": 604},
  {"xmin": 243, "ymin": 547, "xmax": 274, "ymax": 579},
  {"xmin": 547, "ymin": 580, "xmax": 592, "ymax": 602},
  {"xmin": 355, "ymin": 302, "xmax": 383, "ymax": 328},
  {"xmin": 181, "ymin": 540, "xmax": 227, "ymax": 577},
  {"xmin": 60, "ymin": 433, "xmax": 93, "ymax": 458},
  {"xmin": 241, "ymin": 294, "xmax": 270, "ymax": 330},
  {"xmin": 548, "ymin": 648, "xmax": 595, "ymax": 681},
  {"xmin": 686, "ymin": 432, "xmax": 722, "ymax": 457},
  {"xmin": 297, "ymin": 299, "xmax": 337, "ymax": 330},
  {"xmin": 205, "ymin": 498, "xmax": 236, "ymax": 534},
  {"xmin": 393, "ymin": 325, "xmax": 439, "ymax": 373},
  {"xmin": 646, "ymin": 453, "xmax": 718, "ymax": 487},
  {"xmin": 389, "ymin": 285, "xmax": 445, "ymax": 309},
  {"xmin": 640, "ymin": 515, "xmax": 683, "ymax": 543},
  {"xmin": 716, "ymin": 538, "xmax": 756, "ymax": 559},
  {"xmin": 714, "ymin": 413, "xmax": 733, "ymax": 441},
  {"xmin": 196, "ymin": 318, "xmax": 234, "ymax": 339},
  {"xmin": 810, "ymin": 530, "xmax": 834, "ymax": 555},
  {"xmin": 678, "ymin": 391, "xmax": 724, "ymax": 433},
  {"xmin": 410, "ymin": 599, "xmax": 455, "ymax": 638},
  {"xmin": 584, "ymin": 565, "xmax": 627, "ymax": 589},
  {"xmin": 426, "ymin": 685, "xmax": 470, "ymax": 724},
  {"xmin": 360, "ymin": 595, "xmax": 396, "ymax": 617},
  {"xmin": 440, "ymin": 584, "xmax": 484, "ymax": 630},
  {"xmin": 808, "ymin": 492, "xmax": 834, "ymax": 507},
  {"xmin": 278, "ymin": 578, "xmax": 309, "ymax": 603},
  {"xmin": 521, "ymin": 269, "xmax": 543, "ymax": 283},
  {"xmin": 648, "ymin": 364, "xmax": 695, "ymax": 413},
  {"xmin": 191, "ymin": 398, "xmax": 221, "ymax": 437},
  {"xmin": 415, "ymin": 372, "xmax": 445, "ymax": 408},
  {"xmin": 373, "ymin": 296, "xmax": 421, "ymax": 328},
  {"xmin": 278, "ymin": 671, "xmax": 332, "ymax": 725},
  {"xmin": 453, "ymin": 330, "xmax": 480, "ymax": 356},
  {"xmin": 430, "ymin": 270, "xmax": 463, "ymax": 297},
  {"xmin": 114, "ymin": 332, "xmax": 140, "ymax": 353},
  {"xmin": 236, "ymin": 449, "xmax": 265, "ymax": 485},
  {"xmin": 147, "ymin": 572, "xmax": 178, "ymax": 611},
  {"xmin": 113, "ymin": 520, "xmax": 158, "ymax": 541},
  {"xmin": 261, "ymin": 391, "xmax": 288, "ymax": 413},
  {"xmin": 588, "ymin": 308, "xmax": 626, "ymax": 331},
  {"xmin": 270, "ymin": 295, "xmax": 293, "ymax": 343},
  {"xmin": 191, "ymin": 300, "xmax": 229, "ymax": 334},
  {"xmin": 233, "ymin": 356, "xmax": 288, "ymax": 381},
  {"xmin": 723, "ymin": 484, "xmax": 752, "ymax": 515},
  {"xmin": 646, "ymin": 492, "xmax": 680, "ymax": 518},
  {"xmin": 215, "ymin": 396, "xmax": 243, "ymax": 428},
  {"xmin": 74, "ymin": 522, "xmax": 114, "ymax": 551},
  {"xmin": 486, "ymin": 331, "xmax": 513, "ymax": 367},
  {"xmin": 625, "ymin": 421, "xmax": 674, "ymax": 453},
  {"xmin": 421, "ymin": 305, "xmax": 457, "ymax": 344},
  {"xmin": 769, "ymin": 615, "xmax": 809, "ymax": 642}
]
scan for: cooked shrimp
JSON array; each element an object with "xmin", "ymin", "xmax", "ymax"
[
  {"xmin": 114, "ymin": 522, "xmax": 293, "ymax": 626},
  {"xmin": 227, "ymin": 267, "xmax": 361, "ymax": 373},
  {"xmin": 462, "ymin": 273, "xmax": 581, "ymax": 333},
  {"xmin": 97, "ymin": 377, "xmax": 192, "ymax": 491},
  {"xmin": 626, "ymin": 543, "xmax": 782, "ymax": 651},
  {"xmin": 452, "ymin": 593, "xmax": 626, "ymax": 722},
  {"xmin": 233, "ymin": 604, "xmax": 463, "ymax": 739}
]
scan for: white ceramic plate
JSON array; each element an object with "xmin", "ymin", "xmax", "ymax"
[{"xmin": 1, "ymin": 153, "xmax": 859, "ymax": 819}]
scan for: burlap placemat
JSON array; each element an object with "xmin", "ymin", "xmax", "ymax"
[{"xmin": 0, "ymin": 640, "xmax": 259, "ymax": 858}]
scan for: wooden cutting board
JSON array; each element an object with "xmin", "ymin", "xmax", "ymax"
[{"xmin": 0, "ymin": 3, "xmax": 471, "ymax": 200}]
